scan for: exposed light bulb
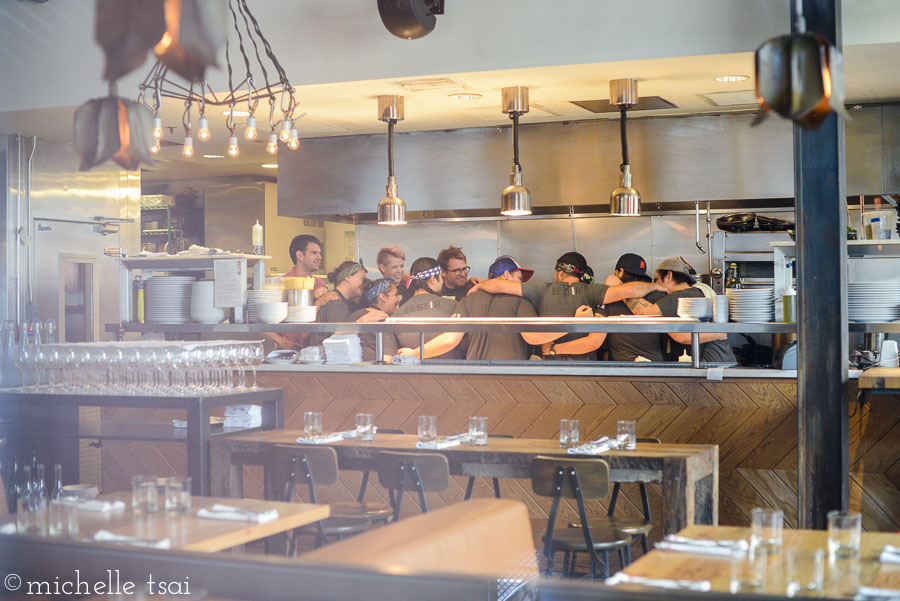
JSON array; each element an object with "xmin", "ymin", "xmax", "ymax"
[
  {"xmin": 152, "ymin": 116, "xmax": 163, "ymax": 140},
  {"xmin": 244, "ymin": 115, "xmax": 258, "ymax": 141},
  {"xmin": 278, "ymin": 119, "xmax": 292, "ymax": 142},
  {"xmin": 182, "ymin": 136, "xmax": 194, "ymax": 157},
  {"xmin": 197, "ymin": 116, "xmax": 210, "ymax": 141},
  {"xmin": 150, "ymin": 142, "xmax": 161, "ymax": 154},
  {"xmin": 287, "ymin": 128, "xmax": 300, "ymax": 150},
  {"xmin": 227, "ymin": 135, "xmax": 240, "ymax": 157},
  {"xmin": 265, "ymin": 132, "xmax": 278, "ymax": 155}
]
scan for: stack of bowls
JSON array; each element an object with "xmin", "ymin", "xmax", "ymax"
[
  {"xmin": 248, "ymin": 289, "xmax": 284, "ymax": 322},
  {"xmin": 676, "ymin": 297, "xmax": 713, "ymax": 320},
  {"xmin": 255, "ymin": 302, "xmax": 288, "ymax": 324},
  {"xmin": 190, "ymin": 280, "xmax": 227, "ymax": 324}
]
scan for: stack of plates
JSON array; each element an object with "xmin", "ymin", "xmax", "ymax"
[
  {"xmin": 145, "ymin": 276, "xmax": 194, "ymax": 324},
  {"xmin": 726, "ymin": 288, "xmax": 774, "ymax": 322},
  {"xmin": 849, "ymin": 282, "xmax": 900, "ymax": 322},
  {"xmin": 676, "ymin": 297, "xmax": 712, "ymax": 320},
  {"xmin": 248, "ymin": 289, "xmax": 284, "ymax": 322},
  {"xmin": 286, "ymin": 305, "xmax": 318, "ymax": 323}
]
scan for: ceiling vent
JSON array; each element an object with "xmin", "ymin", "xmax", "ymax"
[
  {"xmin": 570, "ymin": 96, "xmax": 676, "ymax": 113},
  {"xmin": 394, "ymin": 77, "xmax": 467, "ymax": 92},
  {"xmin": 699, "ymin": 90, "xmax": 759, "ymax": 107}
]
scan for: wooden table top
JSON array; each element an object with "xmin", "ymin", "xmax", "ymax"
[
  {"xmin": 858, "ymin": 367, "xmax": 900, "ymax": 390},
  {"xmin": 2, "ymin": 495, "xmax": 328, "ymax": 553},
  {"xmin": 621, "ymin": 525, "xmax": 900, "ymax": 597}
]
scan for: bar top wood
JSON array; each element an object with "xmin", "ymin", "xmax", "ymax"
[{"xmin": 858, "ymin": 367, "xmax": 900, "ymax": 390}]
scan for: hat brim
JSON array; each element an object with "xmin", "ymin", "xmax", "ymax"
[{"xmin": 519, "ymin": 268, "xmax": 534, "ymax": 282}]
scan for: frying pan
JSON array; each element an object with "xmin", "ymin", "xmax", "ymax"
[{"xmin": 716, "ymin": 213, "xmax": 757, "ymax": 233}]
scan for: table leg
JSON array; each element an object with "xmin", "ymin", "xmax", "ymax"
[
  {"xmin": 210, "ymin": 439, "xmax": 243, "ymax": 498},
  {"xmin": 262, "ymin": 391, "xmax": 284, "ymax": 430},
  {"xmin": 186, "ymin": 402, "xmax": 211, "ymax": 496},
  {"xmin": 661, "ymin": 457, "xmax": 693, "ymax": 535}
]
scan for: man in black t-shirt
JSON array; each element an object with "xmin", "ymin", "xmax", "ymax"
[
  {"xmin": 599, "ymin": 253, "xmax": 666, "ymax": 362},
  {"xmin": 394, "ymin": 257, "xmax": 467, "ymax": 359}
]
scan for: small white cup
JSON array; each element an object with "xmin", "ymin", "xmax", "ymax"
[{"xmin": 880, "ymin": 339, "xmax": 899, "ymax": 367}]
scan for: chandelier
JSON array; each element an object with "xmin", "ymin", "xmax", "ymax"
[{"xmin": 137, "ymin": 0, "xmax": 301, "ymax": 159}]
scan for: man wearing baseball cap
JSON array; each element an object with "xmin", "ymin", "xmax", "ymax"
[
  {"xmin": 622, "ymin": 256, "xmax": 735, "ymax": 363},
  {"xmin": 397, "ymin": 255, "xmax": 540, "ymax": 360}
]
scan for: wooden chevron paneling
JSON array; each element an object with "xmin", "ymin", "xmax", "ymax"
[{"xmin": 101, "ymin": 373, "xmax": 900, "ymax": 555}]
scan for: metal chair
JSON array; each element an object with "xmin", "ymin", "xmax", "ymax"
[
  {"xmin": 355, "ymin": 428, "xmax": 403, "ymax": 506},
  {"xmin": 605, "ymin": 437, "xmax": 658, "ymax": 553},
  {"xmin": 531, "ymin": 455, "xmax": 631, "ymax": 580},
  {"xmin": 375, "ymin": 451, "xmax": 449, "ymax": 521},
  {"xmin": 269, "ymin": 444, "xmax": 371, "ymax": 552},
  {"xmin": 463, "ymin": 433, "xmax": 512, "ymax": 500}
]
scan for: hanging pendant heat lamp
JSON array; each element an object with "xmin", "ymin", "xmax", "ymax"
[
  {"xmin": 609, "ymin": 78, "xmax": 642, "ymax": 217},
  {"xmin": 377, "ymin": 95, "xmax": 407, "ymax": 225},
  {"xmin": 500, "ymin": 86, "xmax": 532, "ymax": 217}
]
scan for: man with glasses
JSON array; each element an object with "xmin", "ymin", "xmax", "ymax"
[{"xmin": 437, "ymin": 245, "xmax": 477, "ymax": 301}]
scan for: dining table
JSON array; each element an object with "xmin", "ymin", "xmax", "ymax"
[
  {"xmin": 0, "ymin": 495, "xmax": 329, "ymax": 553},
  {"xmin": 615, "ymin": 524, "xmax": 900, "ymax": 598},
  {"xmin": 210, "ymin": 431, "xmax": 718, "ymax": 536}
]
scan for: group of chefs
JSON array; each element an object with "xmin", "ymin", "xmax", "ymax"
[{"xmin": 272, "ymin": 234, "xmax": 736, "ymax": 365}]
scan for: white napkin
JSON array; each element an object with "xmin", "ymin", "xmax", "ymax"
[
  {"xmin": 225, "ymin": 404, "xmax": 262, "ymax": 417},
  {"xmin": 854, "ymin": 586, "xmax": 900, "ymax": 600},
  {"xmin": 605, "ymin": 572, "xmax": 712, "ymax": 592},
  {"xmin": 416, "ymin": 438, "xmax": 462, "ymax": 450},
  {"xmin": 196, "ymin": 503, "xmax": 278, "ymax": 524},
  {"xmin": 94, "ymin": 530, "xmax": 171, "ymax": 549},
  {"xmin": 296, "ymin": 432, "xmax": 345, "ymax": 445},
  {"xmin": 654, "ymin": 534, "xmax": 748, "ymax": 557},
  {"xmin": 568, "ymin": 437, "xmax": 615, "ymax": 455},
  {"xmin": 72, "ymin": 499, "xmax": 126, "ymax": 513},
  {"xmin": 0, "ymin": 523, "xmax": 16, "ymax": 535},
  {"xmin": 880, "ymin": 544, "xmax": 900, "ymax": 564},
  {"xmin": 173, "ymin": 416, "xmax": 226, "ymax": 428}
]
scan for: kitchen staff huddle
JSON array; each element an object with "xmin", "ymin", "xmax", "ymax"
[{"xmin": 286, "ymin": 235, "xmax": 736, "ymax": 364}]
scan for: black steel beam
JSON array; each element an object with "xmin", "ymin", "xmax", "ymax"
[{"xmin": 792, "ymin": 0, "xmax": 849, "ymax": 528}]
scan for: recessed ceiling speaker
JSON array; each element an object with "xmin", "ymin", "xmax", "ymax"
[{"xmin": 377, "ymin": 0, "xmax": 444, "ymax": 40}]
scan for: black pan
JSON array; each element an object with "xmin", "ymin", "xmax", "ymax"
[
  {"xmin": 717, "ymin": 212, "xmax": 757, "ymax": 233},
  {"xmin": 757, "ymin": 215, "xmax": 795, "ymax": 231}
]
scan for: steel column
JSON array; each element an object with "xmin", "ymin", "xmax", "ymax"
[{"xmin": 793, "ymin": 0, "xmax": 849, "ymax": 528}]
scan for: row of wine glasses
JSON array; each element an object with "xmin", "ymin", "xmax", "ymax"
[
  {"xmin": 4, "ymin": 340, "xmax": 264, "ymax": 396},
  {"xmin": 1, "ymin": 319, "xmax": 56, "ymax": 388}
]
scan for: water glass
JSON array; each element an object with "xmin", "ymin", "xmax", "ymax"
[
  {"xmin": 131, "ymin": 475, "xmax": 159, "ymax": 514},
  {"xmin": 730, "ymin": 547, "xmax": 767, "ymax": 594},
  {"xmin": 559, "ymin": 419, "xmax": 579, "ymax": 448},
  {"xmin": 785, "ymin": 549, "xmax": 824, "ymax": 597},
  {"xmin": 616, "ymin": 420, "xmax": 637, "ymax": 450},
  {"xmin": 418, "ymin": 415, "xmax": 437, "ymax": 443},
  {"xmin": 355, "ymin": 413, "xmax": 375, "ymax": 441},
  {"xmin": 49, "ymin": 499, "xmax": 79, "ymax": 538},
  {"xmin": 467, "ymin": 416, "xmax": 488, "ymax": 445},
  {"xmin": 750, "ymin": 507, "xmax": 784, "ymax": 553},
  {"xmin": 827, "ymin": 510, "xmax": 861, "ymax": 559},
  {"xmin": 165, "ymin": 477, "xmax": 192, "ymax": 514},
  {"xmin": 304, "ymin": 411, "xmax": 323, "ymax": 438},
  {"xmin": 16, "ymin": 496, "xmax": 48, "ymax": 536}
]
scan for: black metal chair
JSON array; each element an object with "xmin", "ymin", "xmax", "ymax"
[
  {"xmin": 605, "ymin": 436, "xmax": 658, "ymax": 553},
  {"xmin": 269, "ymin": 444, "xmax": 371, "ymax": 552},
  {"xmin": 531, "ymin": 456, "xmax": 631, "ymax": 580},
  {"xmin": 463, "ymin": 433, "xmax": 512, "ymax": 500},
  {"xmin": 375, "ymin": 451, "xmax": 450, "ymax": 521},
  {"xmin": 355, "ymin": 428, "xmax": 403, "ymax": 507}
]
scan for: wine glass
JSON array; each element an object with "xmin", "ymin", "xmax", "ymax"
[{"xmin": 249, "ymin": 342, "xmax": 264, "ymax": 389}]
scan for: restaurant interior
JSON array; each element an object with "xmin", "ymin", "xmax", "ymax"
[{"xmin": 0, "ymin": 1, "xmax": 899, "ymax": 600}]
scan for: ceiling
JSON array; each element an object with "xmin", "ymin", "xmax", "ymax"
[{"xmin": 1, "ymin": 0, "xmax": 899, "ymax": 185}]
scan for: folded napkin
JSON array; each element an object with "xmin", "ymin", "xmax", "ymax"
[
  {"xmin": 72, "ymin": 499, "xmax": 126, "ymax": 513},
  {"xmin": 225, "ymin": 404, "xmax": 262, "ymax": 417},
  {"xmin": 94, "ymin": 530, "xmax": 171, "ymax": 549},
  {"xmin": 416, "ymin": 437, "xmax": 463, "ymax": 450},
  {"xmin": 605, "ymin": 572, "xmax": 712, "ymax": 592},
  {"xmin": 854, "ymin": 586, "xmax": 900, "ymax": 601},
  {"xmin": 654, "ymin": 534, "xmax": 748, "ymax": 557},
  {"xmin": 223, "ymin": 417, "xmax": 262, "ymax": 429},
  {"xmin": 173, "ymin": 416, "xmax": 226, "ymax": 428},
  {"xmin": 196, "ymin": 504, "xmax": 278, "ymax": 524},
  {"xmin": 880, "ymin": 544, "xmax": 900, "ymax": 564},
  {"xmin": 296, "ymin": 432, "xmax": 346, "ymax": 445},
  {"xmin": 0, "ymin": 523, "xmax": 16, "ymax": 535},
  {"xmin": 568, "ymin": 437, "xmax": 616, "ymax": 455}
]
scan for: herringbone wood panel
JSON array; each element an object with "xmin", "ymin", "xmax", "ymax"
[{"xmin": 102, "ymin": 373, "xmax": 900, "ymax": 553}]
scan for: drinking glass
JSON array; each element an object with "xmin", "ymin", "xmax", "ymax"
[
  {"xmin": 165, "ymin": 477, "xmax": 192, "ymax": 514},
  {"xmin": 418, "ymin": 415, "xmax": 437, "ymax": 443},
  {"xmin": 304, "ymin": 411, "xmax": 323, "ymax": 437},
  {"xmin": 131, "ymin": 475, "xmax": 159, "ymax": 514},
  {"xmin": 827, "ymin": 510, "xmax": 861, "ymax": 559},
  {"xmin": 49, "ymin": 499, "xmax": 80, "ymax": 538},
  {"xmin": 786, "ymin": 549, "xmax": 824, "ymax": 597},
  {"xmin": 750, "ymin": 507, "xmax": 784, "ymax": 553},
  {"xmin": 559, "ymin": 419, "xmax": 579, "ymax": 448},
  {"xmin": 355, "ymin": 413, "xmax": 375, "ymax": 441},
  {"xmin": 467, "ymin": 416, "xmax": 488, "ymax": 445},
  {"xmin": 616, "ymin": 420, "xmax": 637, "ymax": 449},
  {"xmin": 730, "ymin": 547, "xmax": 767, "ymax": 594}
]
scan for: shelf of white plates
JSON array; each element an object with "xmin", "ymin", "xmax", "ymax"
[{"xmin": 118, "ymin": 254, "xmax": 271, "ymax": 325}]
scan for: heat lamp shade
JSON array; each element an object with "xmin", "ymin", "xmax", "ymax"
[
  {"xmin": 378, "ymin": 187, "xmax": 407, "ymax": 225},
  {"xmin": 609, "ymin": 186, "xmax": 642, "ymax": 216}
]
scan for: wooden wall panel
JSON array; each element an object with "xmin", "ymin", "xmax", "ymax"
[{"xmin": 101, "ymin": 373, "xmax": 900, "ymax": 548}]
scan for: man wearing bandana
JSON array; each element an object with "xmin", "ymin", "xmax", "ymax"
[
  {"xmin": 393, "ymin": 257, "xmax": 467, "ymax": 359},
  {"xmin": 470, "ymin": 251, "xmax": 665, "ymax": 361}
]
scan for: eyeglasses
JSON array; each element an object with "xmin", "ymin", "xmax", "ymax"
[{"xmin": 446, "ymin": 266, "xmax": 471, "ymax": 276}]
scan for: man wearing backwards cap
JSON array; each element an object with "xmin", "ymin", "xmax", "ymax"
[
  {"xmin": 621, "ymin": 256, "xmax": 735, "ymax": 363},
  {"xmin": 398, "ymin": 255, "xmax": 543, "ymax": 360},
  {"xmin": 470, "ymin": 251, "xmax": 666, "ymax": 361}
]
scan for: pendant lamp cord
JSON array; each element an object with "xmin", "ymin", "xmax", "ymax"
[
  {"xmin": 511, "ymin": 112, "xmax": 521, "ymax": 169},
  {"xmin": 619, "ymin": 106, "xmax": 629, "ymax": 171},
  {"xmin": 387, "ymin": 119, "xmax": 396, "ymax": 177}
]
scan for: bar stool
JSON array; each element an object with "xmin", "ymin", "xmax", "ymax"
[
  {"xmin": 605, "ymin": 437, "xmax": 658, "ymax": 553},
  {"xmin": 375, "ymin": 451, "xmax": 450, "ymax": 522},
  {"xmin": 531, "ymin": 455, "xmax": 631, "ymax": 580}
]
